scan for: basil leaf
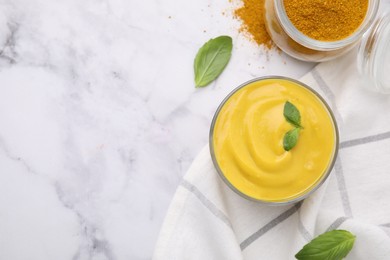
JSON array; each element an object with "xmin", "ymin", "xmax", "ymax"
[
  {"xmin": 283, "ymin": 128, "xmax": 300, "ymax": 151},
  {"xmin": 194, "ymin": 36, "xmax": 232, "ymax": 87},
  {"xmin": 295, "ymin": 230, "xmax": 356, "ymax": 260},
  {"xmin": 284, "ymin": 101, "xmax": 302, "ymax": 128}
]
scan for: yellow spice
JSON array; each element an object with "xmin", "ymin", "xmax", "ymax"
[{"xmin": 284, "ymin": 0, "xmax": 369, "ymax": 41}]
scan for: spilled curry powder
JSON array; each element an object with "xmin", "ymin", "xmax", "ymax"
[
  {"xmin": 234, "ymin": 0, "xmax": 273, "ymax": 48},
  {"xmin": 284, "ymin": 0, "xmax": 369, "ymax": 41}
]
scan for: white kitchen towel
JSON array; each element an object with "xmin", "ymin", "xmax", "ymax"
[{"xmin": 153, "ymin": 48, "xmax": 390, "ymax": 260}]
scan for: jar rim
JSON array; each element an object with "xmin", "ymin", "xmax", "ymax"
[{"xmin": 275, "ymin": 0, "xmax": 380, "ymax": 51}]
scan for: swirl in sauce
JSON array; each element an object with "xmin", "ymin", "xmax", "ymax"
[{"xmin": 212, "ymin": 78, "xmax": 337, "ymax": 202}]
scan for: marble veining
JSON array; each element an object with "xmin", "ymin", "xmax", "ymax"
[{"xmin": 0, "ymin": 0, "xmax": 314, "ymax": 259}]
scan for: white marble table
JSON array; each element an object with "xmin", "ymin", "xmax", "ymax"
[{"xmin": 0, "ymin": 0, "xmax": 314, "ymax": 259}]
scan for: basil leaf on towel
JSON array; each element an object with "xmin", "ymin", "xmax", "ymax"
[
  {"xmin": 194, "ymin": 36, "xmax": 232, "ymax": 87},
  {"xmin": 284, "ymin": 101, "xmax": 302, "ymax": 128},
  {"xmin": 295, "ymin": 230, "xmax": 356, "ymax": 260},
  {"xmin": 283, "ymin": 127, "xmax": 300, "ymax": 151}
]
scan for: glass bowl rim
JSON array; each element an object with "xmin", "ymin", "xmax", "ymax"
[{"xmin": 209, "ymin": 76, "xmax": 340, "ymax": 205}]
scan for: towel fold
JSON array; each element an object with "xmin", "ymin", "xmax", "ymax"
[{"xmin": 153, "ymin": 49, "xmax": 390, "ymax": 260}]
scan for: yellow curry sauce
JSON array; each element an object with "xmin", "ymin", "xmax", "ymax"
[{"xmin": 212, "ymin": 78, "xmax": 337, "ymax": 202}]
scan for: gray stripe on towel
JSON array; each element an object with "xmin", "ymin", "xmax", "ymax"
[
  {"xmin": 181, "ymin": 180, "xmax": 232, "ymax": 228},
  {"xmin": 240, "ymin": 202, "xmax": 302, "ymax": 250},
  {"xmin": 298, "ymin": 216, "xmax": 313, "ymax": 242},
  {"xmin": 297, "ymin": 208, "xmax": 312, "ymax": 242},
  {"xmin": 379, "ymin": 224, "xmax": 390, "ymax": 238},
  {"xmin": 382, "ymin": 228, "xmax": 390, "ymax": 238},
  {"xmin": 311, "ymin": 68, "xmax": 343, "ymax": 124},
  {"xmin": 311, "ymin": 69, "xmax": 353, "ymax": 217},
  {"xmin": 340, "ymin": 131, "xmax": 390, "ymax": 149},
  {"xmin": 334, "ymin": 158, "xmax": 353, "ymax": 217},
  {"xmin": 326, "ymin": 216, "xmax": 349, "ymax": 232},
  {"xmin": 311, "ymin": 68, "xmax": 390, "ymax": 150}
]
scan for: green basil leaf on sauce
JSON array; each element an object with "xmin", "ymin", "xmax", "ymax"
[
  {"xmin": 295, "ymin": 230, "xmax": 356, "ymax": 260},
  {"xmin": 284, "ymin": 101, "xmax": 302, "ymax": 128},
  {"xmin": 283, "ymin": 127, "xmax": 300, "ymax": 151},
  {"xmin": 194, "ymin": 36, "xmax": 232, "ymax": 87}
]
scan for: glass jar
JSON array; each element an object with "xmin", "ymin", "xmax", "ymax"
[
  {"xmin": 264, "ymin": 0, "xmax": 379, "ymax": 62},
  {"xmin": 358, "ymin": 12, "xmax": 390, "ymax": 93}
]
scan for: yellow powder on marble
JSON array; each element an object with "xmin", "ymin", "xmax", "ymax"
[{"xmin": 234, "ymin": 0, "xmax": 273, "ymax": 48}]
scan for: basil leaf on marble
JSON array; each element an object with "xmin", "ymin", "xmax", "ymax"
[
  {"xmin": 295, "ymin": 230, "xmax": 356, "ymax": 260},
  {"xmin": 194, "ymin": 36, "xmax": 232, "ymax": 87},
  {"xmin": 283, "ymin": 127, "xmax": 300, "ymax": 151},
  {"xmin": 284, "ymin": 101, "xmax": 302, "ymax": 128}
]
